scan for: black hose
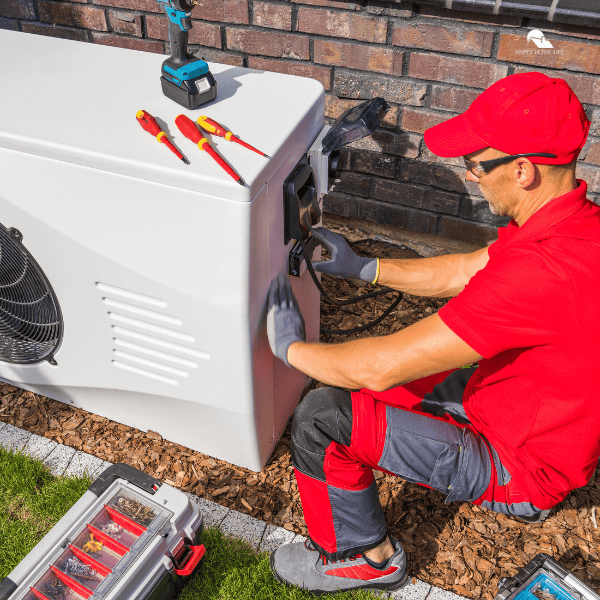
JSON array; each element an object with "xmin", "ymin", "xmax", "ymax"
[{"xmin": 299, "ymin": 236, "xmax": 403, "ymax": 335}]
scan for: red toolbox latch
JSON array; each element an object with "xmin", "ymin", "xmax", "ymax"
[{"xmin": 171, "ymin": 540, "xmax": 206, "ymax": 577}]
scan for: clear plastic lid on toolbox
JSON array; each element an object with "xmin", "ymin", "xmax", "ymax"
[{"xmin": 11, "ymin": 484, "xmax": 173, "ymax": 600}]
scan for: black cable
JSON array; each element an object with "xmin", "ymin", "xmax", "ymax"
[{"xmin": 299, "ymin": 236, "xmax": 403, "ymax": 335}]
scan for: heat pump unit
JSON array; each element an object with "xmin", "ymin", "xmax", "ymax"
[{"xmin": 0, "ymin": 30, "xmax": 326, "ymax": 471}]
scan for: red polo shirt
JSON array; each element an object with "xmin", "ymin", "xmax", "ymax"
[{"xmin": 439, "ymin": 180, "xmax": 600, "ymax": 509}]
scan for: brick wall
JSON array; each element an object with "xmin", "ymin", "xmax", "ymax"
[{"xmin": 3, "ymin": 0, "xmax": 600, "ymax": 247}]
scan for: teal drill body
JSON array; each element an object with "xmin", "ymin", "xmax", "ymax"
[{"xmin": 157, "ymin": 0, "xmax": 217, "ymax": 109}]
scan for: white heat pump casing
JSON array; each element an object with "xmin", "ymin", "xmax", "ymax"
[{"xmin": 0, "ymin": 30, "xmax": 325, "ymax": 471}]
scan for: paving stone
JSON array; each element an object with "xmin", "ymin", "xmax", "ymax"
[
  {"xmin": 426, "ymin": 586, "xmax": 466, "ymax": 600},
  {"xmin": 0, "ymin": 422, "xmax": 5, "ymax": 431},
  {"xmin": 185, "ymin": 494, "xmax": 230, "ymax": 528},
  {"xmin": 64, "ymin": 451, "xmax": 107, "ymax": 479},
  {"xmin": 259, "ymin": 524, "xmax": 296, "ymax": 554},
  {"xmin": 23, "ymin": 434, "xmax": 58, "ymax": 461},
  {"xmin": 219, "ymin": 510, "xmax": 266, "ymax": 551},
  {"xmin": 0, "ymin": 423, "xmax": 32, "ymax": 452},
  {"xmin": 89, "ymin": 460, "xmax": 113, "ymax": 480},
  {"xmin": 390, "ymin": 578, "xmax": 432, "ymax": 600},
  {"xmin": 43, "ymin": 444, "xmax": 76, "ymax": 476}
]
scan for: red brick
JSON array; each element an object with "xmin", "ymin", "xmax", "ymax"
[
  {"xmin": 366, "ymin": 4, "xmax": 412, "ymax": 18},
  {"xmin": 373, "ymin": 179, "xmax": 460, "ymax": 215},
  {"xmin": 291, "ymin": 0, "xmax": 358, "ymax": 9},
  {"xmin": 297, "ymin": 7, "xmax": 387, "ymax": 44},
  {"xmin": 108, "ymin": 11, "xmax": 142, "ymax": 37},
  {"xmin": 393, "ymin": 23, "xmax": 493, "ymax": 57},
  {"xmin": 334, "ymin": 72, "xmax": 426, "ymax": 107},
  {"xmin": 21, "ymin": 22, "xmax": 88, "ymax": 41},
  {"xmin": 192, "ymin": 0, "xmax": 248, "ymax": 24},
  {"xmin": 39, "ymin": 1, "xmax": 108, "ymax": 31},
  {"xmin": 195, "ymin": 48, "xmax": 244, "ymax": 65},
  {"xmin": 353, "ymin": 150, "xmax": 396, "ymax": 178},
  {"xmin": 326, "ymin": 96, "xmax": 398, "ymax": 128},
  {"xmin": 324, "ymin": 195, "xmax": 439, "ymax": 235},
  {"xmin": 333, "ymin": 172, "xmax": 371, "ymax": 197},
  {"xmin": 497, "ymin": 33, "xmax": 600, "ymax": 75},
  {"xmin": 350, "ymin": 130, "xmax": 421, "ymax": 158},
  {"xmin": 226, "ymin": 28, "xmax": 309, "ymax": 59},
  {"xmin": 408, "ymin": 53, "xmax": 508, "ymax": 88},
  {"xmin": 419, "ymin": 4, "xmax": 521, "ymax": 26},
  {"xmin": 513, "ymin": 67, "xmax": 600, "ymax": 106},
  {"xmin": 253, "ymin": 2, "xmax": 292, "ymax": 30},
  {"xmin": 314, "ymin": 40, "xmax": 403, "ymax": 76},
  {"xmin": 0, "ymin": 0, "xmax": 36, "ymax": 19},
  {"xmin": 439, "ymin": 216, "xmax": 498, "ymax": 246},
  {"xmin": 0, "ymin": 18, "xmax": 19, "ymax": 30},
  {"xmin": 529, "ymin": 20, "xmax": 600, "ymax": 42},
  {"xmin": 399, "ymin": 160, "xmax": 477, "ymax": 195},
  {"xmin": 583, "ymin": 141, "xmax": 600, "ymax": 166},
  {"xmin": 401, "ymin": 108, "xmax": 448, "ymax": 134},
  {"xmin": 576, "ymin": 164, "xmax": 600, "ymax": 194},
  {"xmin": 590, "ymin": 109, "xmax": 600, "ymax": 137},
  {"xmin": 92, "ymin": 32, "xmax": 164, "ymax": 53},
  {"xmin": 248, "ymin": 57, "xmax": 330, "ymax": 89},
  {"xmin": 430, "ymin": 85, "xmax": 479, "ymax": 113},
  {"xmin": 93, "ymin": 0, "xmax": 161, "ymax": 13},
  {"xmin": 147, "ymin": 15, "xmax": 222, "ymax": 48}
]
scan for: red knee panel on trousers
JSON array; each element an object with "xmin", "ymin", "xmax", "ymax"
[
  {"xmin": 294, "ymin": 468, "xmax": 337, "ymax": 553},
  {"xmin": 324, "ymin": 441, "xmax": 374, "ymax": 491}
]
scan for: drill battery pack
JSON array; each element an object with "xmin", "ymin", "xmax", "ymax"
[
  {"xmin": 0, "ymin": 464, "xmax": 205, "ymax": 600},
  {"xmin": 495, "ymin": 554, "xmax": 600, "ymax": 600}
]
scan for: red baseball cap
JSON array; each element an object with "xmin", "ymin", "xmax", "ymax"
[{"xmin": 424, "ymin": 72, "xmax": 590, "ymax": 164}]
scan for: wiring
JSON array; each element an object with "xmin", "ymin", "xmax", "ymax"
[{"xmin": 299, "ymin": 236, "xmax": 403, "ymax": 335}]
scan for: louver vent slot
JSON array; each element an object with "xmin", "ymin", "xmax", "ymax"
[{"xmin": 0, "ymin": 225, "xmax": 62, "ymax": 364}]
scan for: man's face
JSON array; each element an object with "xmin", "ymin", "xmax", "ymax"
[{"xmin": 464, "ymin": 148, "xmax": 515, "ymax": 218}]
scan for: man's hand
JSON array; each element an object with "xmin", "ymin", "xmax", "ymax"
[
  {"xmin": 311, "ymin": 228, "xmax": 378, "ymax": 282},
  {"xmin": 267, "ymin": 274, "xmax": 306, "ymax": 367}
]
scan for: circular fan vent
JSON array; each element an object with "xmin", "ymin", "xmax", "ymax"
[{"xmin": 0, "ymin": 225, "xmax": 63, "ymax": 364}]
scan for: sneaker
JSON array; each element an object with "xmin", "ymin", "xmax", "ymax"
[{"xmin": 270, "ymin": 536, "xmax": 408, "ymax": 596}]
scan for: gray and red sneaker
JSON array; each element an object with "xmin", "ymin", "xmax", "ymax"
[{"xmin": 270, "ymin": 537, "xmax": 408, "ymax": 596}]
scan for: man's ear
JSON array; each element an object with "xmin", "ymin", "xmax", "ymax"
[{"xmin": 513, "ymin": 157, "xmax": 537, "ymax": 189}]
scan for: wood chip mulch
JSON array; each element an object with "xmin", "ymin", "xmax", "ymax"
[{"xmin": 1, "ymin": 232, "xmax": 599, "ymax": 599}]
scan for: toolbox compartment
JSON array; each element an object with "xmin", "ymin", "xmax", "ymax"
[
  {"xmin": 0, "ymin": 464, "xmax": 204, "ymax": 600},
  {"xmin": 495, "ymin": 554, "xmax": 600, "ymax": 600}
]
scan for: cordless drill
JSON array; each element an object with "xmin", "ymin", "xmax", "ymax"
[{"xmin": 156, "ymin": 0, "xmax": 217, "ymax": 109}]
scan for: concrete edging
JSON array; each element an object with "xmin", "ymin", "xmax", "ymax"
[{"xmin": 0, "ymin": 421, "xmax": 467, "ymax": 600}]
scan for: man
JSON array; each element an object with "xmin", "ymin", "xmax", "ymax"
[{"xmin": 266, "ymin": 72, "xmax": 599, "ymax": 596}]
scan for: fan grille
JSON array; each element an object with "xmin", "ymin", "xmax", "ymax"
[{"xmin": 0, "ymin": 225, "xmax": 63, "ymax": 364}]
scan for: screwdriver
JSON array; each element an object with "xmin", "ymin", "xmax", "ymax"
[
  {"xmin": 175, "ymin": 114, "xmax": 245, "ymax": 186},
  {"xmin": 197, "ymin": 116, "xmax": 268, "ymax": 157},
  {"xmin": 136, "ymin": 110, "xmax": 189, "ymax": 164}
]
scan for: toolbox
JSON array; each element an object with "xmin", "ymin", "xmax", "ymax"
[
  {"xmin": 495, "ymin": 554, "xmax": 600, "ymax": 600},
  {"xmin": 0, "ymin": 464, "xmax": 205, "ymax": 600}
]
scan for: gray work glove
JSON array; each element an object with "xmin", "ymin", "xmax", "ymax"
[
  {"xmin": 311, "ymin": 227, "xmax": 378, "ymax": 283},
  {"xmin": 267, "ymin": 274, "xmax": 306, "ymax": 367}
]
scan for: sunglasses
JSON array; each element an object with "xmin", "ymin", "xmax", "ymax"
[{"xmin": 464, "ymin": 153, "xmax": 558, "ymax": 177}]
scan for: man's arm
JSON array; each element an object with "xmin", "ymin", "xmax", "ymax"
[
  {"xmin": 311, "ymin": 228, "xmax": 490, "ymax": 298},
  {"xmin": 287, "ymin": 313, "xmax": 483, "ymax": 391},
  {"xmin": 378, "ymin": 246, "xmax": 490, "ymax": 298}
]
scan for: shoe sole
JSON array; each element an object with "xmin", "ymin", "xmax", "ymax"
[{"xmin": 270, "ymin": 553, "xmax": 410, "ymax": 597}]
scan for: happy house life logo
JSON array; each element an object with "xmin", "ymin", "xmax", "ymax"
[{"xmin": 515, "ymin": 29, "xmax": 564, "ymax": 56}]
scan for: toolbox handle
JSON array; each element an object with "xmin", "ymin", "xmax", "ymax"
[{"xmin": 174, "ymin": 544, "xmax": 206, "ymax": 577}]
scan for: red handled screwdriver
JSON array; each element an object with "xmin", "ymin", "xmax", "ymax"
[
  {"xmin": 136, "ymin": 110, "xmax": 189, "ymax": 164},
  {"xmin": 197, "ymin": 116, "xmax": 268, "ymax": 158},
  {"xmin": 175, "ymin": 114, "xmax": 245, "ymax": 186}
]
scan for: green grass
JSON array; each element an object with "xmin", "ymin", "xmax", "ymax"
[
  {"xmin": 0, "ymin": 448, "xmax": 381, "ymax": 599},
  {"xmin": 0, "ymin": 446, "xmax": 91, "ymax": 577}
]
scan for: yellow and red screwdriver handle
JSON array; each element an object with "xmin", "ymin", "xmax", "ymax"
[
  {"xmin": 197, "ymin": 116, "xmax": 268, "ymax": 158},
  {"xmin": 175, "ymin": 114, "xmax": 245, "ymax": 186},
  {"xmin": 136, "ymin": 110, "xmax": 189, "ymax": 164}
]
